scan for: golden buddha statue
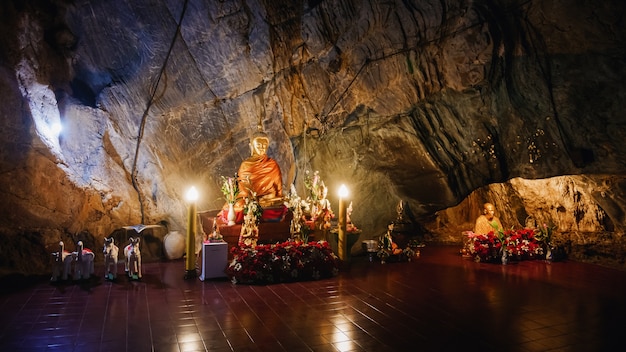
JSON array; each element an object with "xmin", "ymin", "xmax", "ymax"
[
  {"xmin": 473, "ymin": 202, "xmax": 503, "ymax": 235},
  {"xmin": 236, "ymin": 129, "xmax": 284, "ymax": 208}
]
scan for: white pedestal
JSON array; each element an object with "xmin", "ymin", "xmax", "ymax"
[{"xmin": 199, "ymin": 241, "xmax": 228, "ymax": 281}]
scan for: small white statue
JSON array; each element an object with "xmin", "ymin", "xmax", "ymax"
[
  {"xmin": 346, "ymin": 201, "xmax": 359, "ymax": 232},
  {"xmin": 103, "ymin": 237, "xmax": 119, "ymax": 280},
  {"xmin": 73, "ymin": 241, "xmax": 95, "ymax": 280},
  {"xmin": 124, "ymin": 237, "xmax": 142, "ymax": 279},
  {"xmin": 51, "ymin": 241, "xmax": 73, "ymax": 282}
]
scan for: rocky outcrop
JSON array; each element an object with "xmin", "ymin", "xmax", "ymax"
[{"xmin": 1, "ymin": 0, "xmax": 625, "ymax": 274}]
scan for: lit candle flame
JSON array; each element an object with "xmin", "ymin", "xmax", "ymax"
[
  {"xmin": 186, "ymin": 186, "xmax": 199, "ymax": 202},
  {"xmin": 338, "ymin": 184, "xmax": 348, "ymax": 198}
]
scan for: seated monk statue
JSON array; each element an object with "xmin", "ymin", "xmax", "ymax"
[
  {"xmin": 236, "ymin": 129, "xmax": 284, "ymax": 209},
  {"xmin": 473, "ymin": 202, "xmax": 503, "ymax": 235}
]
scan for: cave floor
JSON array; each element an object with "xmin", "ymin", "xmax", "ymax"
[{"xmin": 1, "ymin": 245, "xmax": 625, "ymax": 352}]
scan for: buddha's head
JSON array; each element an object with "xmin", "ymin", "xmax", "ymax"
[
  {"xmin": 250, "ymin": 134, "xmax": 269, "ymax": 156},
  {"xmin": 483, "ymin": 203, "xmax": 496, "ymax": 221},
  {"xmin": 249, "ymin": 123, "xmax": 270, "ymax": 156}
]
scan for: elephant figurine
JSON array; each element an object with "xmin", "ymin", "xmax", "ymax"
[
  {"xmin": 124, "ymin": 237, "xmax": 142, "ymax": 280},
  {"xmin": 73, "ymin": 241, "xmax": 95, "ymax": 280},
  {"xmin": 51, "ymin": 241, "xmax": 73, "ymax": 282},
  {"xmin": 103, "ymin": 237, "xmax": 119, "ymax": 280}
]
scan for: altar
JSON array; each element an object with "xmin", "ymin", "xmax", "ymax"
[{"xmin": 197, "ymin": 208, "xmax": 292, "ymax": 259}]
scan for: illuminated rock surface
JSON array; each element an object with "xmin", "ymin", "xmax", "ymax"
[{"xmin": 0, "ymin": 0, "xmax": 625, "ymax": 274}]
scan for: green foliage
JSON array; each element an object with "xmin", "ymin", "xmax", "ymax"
[{"xmin": 535, "ymin": 222, "xmax": 556, "ymax": 244}]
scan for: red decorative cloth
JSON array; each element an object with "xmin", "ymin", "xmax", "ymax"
[
  {"xmin": 261, "ymin": 205, "xmax": 288, "ymax": 222},
  {"xmin": 219, "ymin": 205, "xmax": 287, "ymax": 224}
]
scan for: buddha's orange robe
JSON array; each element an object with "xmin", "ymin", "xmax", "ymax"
[
  {"xmin": 473, "ymin": 215, "xmax": 503, "ymax": 235},
  {"xmin": 237, "ymin": 154, "xmax": 283, "ymax": 205}
]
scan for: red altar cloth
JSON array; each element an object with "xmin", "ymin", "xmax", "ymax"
[{"xmin": 219, "ymin": 204, "xmax": 288, "ymax": 224}]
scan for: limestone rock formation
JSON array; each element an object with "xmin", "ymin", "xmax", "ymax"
[{"xmin": 1, "ymin": 0, "xmax": 625, "ymax": 275}]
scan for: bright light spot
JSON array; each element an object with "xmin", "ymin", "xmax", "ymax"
[
  {"xmin": 50, "ymin": 122, "xmax": 62, "ymax": 137},
  {"xmin": 186, "ymin": 186, "xmax": 199, "ymax": 202},
  {"xmin": 338, "ymin": 184, "xmax": 348, "ymax": 198}
]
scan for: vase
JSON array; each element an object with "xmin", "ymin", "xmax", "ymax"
[
  {"xmin": 163, "ymin": 231, "xmax": 185, "ymax": 260},
  {"xmin": 545, "ymin": 247, "xmax": 553, "ymax": 262},
  {"xmin": 227, "ymin": 203, "xmax": 236, "ymax": 226},
  {"xmin": 501, "ymin": 251, "xmax": 508, "ymax": 265}
]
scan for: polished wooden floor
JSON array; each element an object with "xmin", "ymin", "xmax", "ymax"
[{"xmin": 1, "ymin": 245, "xmax": 625, "ymax": 352}]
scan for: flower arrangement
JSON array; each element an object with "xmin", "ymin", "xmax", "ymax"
[
  {"xmin": 220, "ymin": 175, "xmax": 239, "ymax": 204},
  {"xmin": 534, "ymin": 222, "xmax": 556, "ymax": 245},
  {"xmin": 303, "ymin": 170, "xmax": 334, "ymax": 217},
  {"xmin": 502, "ymin": 228, "xmax": 543, "ymax": 260},
  {"xmin": 226, "ymin": 240, "xmax": 339, "ymax": 284},
  {"xmin": 465, "ymin": 228, "xmax": 546, "ymax": 263},
  {"xmin": 303, "ymin": 170, "xmax": 323, "ymax": 203},
  {"xmin": 466, "ymin": 231, "xmax": 502, "ymax": 262}
]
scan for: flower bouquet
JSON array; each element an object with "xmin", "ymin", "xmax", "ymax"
[
  {"xmin": 221, "ymin": 175, "xmax": 239, "ymax": 204},
  {"xmin": 535, "ymin": 222, "xmax": 558, "ymax": 260},
  {"xmin": 221, "ymin": 175, "xmax": 240, "ymax": 225},
  {"xmin": 464, "ymin": 228, "xmax": 548, "ymax": 263},
  {"xmin": 502, "ymin": 228, "xmax": 543, "ymax": 260},
  {"xmin": 226, "ymin": 240, "xmax": 339, "ymax": 284},
  {"xmin": 466, "ymin": 231, "xmax": 502, "ymax": 263},
  {"xmin": 303, "ymin": 170, "xmax": 322, "ymax": 204}
]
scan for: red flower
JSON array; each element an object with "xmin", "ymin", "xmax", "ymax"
[{"xmin": 227, "ymin": 240, "xmax": 339, "ymax": 284}]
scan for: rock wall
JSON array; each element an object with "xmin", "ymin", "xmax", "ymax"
[
  {"xmin": 1, "ymin": 0, "xmax": 625, "ymax": 275},
  {"xmin": 427, "ymin": 175, "xmax": 626, "ymax": 269}
]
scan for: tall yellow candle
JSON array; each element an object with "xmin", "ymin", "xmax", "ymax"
[
  {"xmin": 338, "ymin": 184, "xmax": 349, "ymax": 261},
  {"xmin": 185, "ymin": 186, "xmax": 198, "ymax": 279}
]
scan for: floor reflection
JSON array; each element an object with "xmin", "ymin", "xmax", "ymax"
[{"xmin": 1, "ymin": 246, "xmax": 625, "ymax": 351}]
